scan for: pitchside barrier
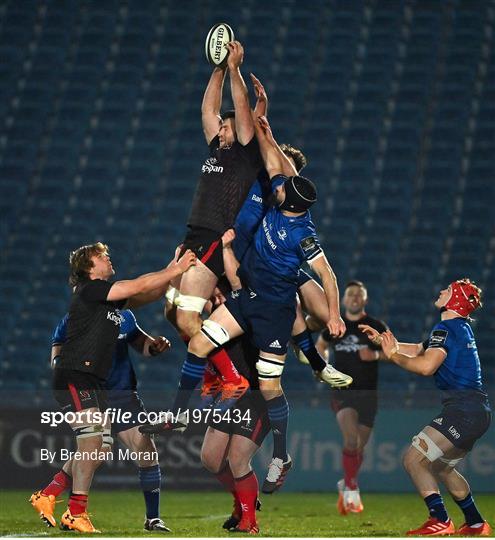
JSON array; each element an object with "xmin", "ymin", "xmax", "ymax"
[{"xmin": 0, "ymin": 390, "xmax": 493, "ymax": 492}]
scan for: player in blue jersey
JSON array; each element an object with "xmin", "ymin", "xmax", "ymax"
[
  {"xmin": 30, "ymin": 310, "xmax": 172, "ymax": 532},
  {"xmin": 161, "ymin": 114, "xmax": 346, "ymax": 494},
  {"xmin": 361, "ymin": 278, "xmax": 492, "ymax": 537}
]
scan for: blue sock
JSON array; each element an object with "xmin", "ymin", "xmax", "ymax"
[
  {"xmin": 424, "ymin": 493, "xmax": 449, "ymax": 522},
  {"xmin": 292, "ymin": 330, "xmax": 326, "ymax": 371},
  {"xmin": 139, "ymin": 465, "xmax": 161, "ymax": 520},
  {"xmin": 172, "ymin": 352, "xmax": 206, "ymax": 412},
  {"xmin": 454, "ymin": 492, "xmax": 484, "ymax": 526},
  {"xmin": 266, "ymin": 393, "xmax": 289, "ymax": 461}
]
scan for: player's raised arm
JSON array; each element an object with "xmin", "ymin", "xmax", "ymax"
[
  {"xmin": 201, "ymin": 66, "xmax": 227, "ymax": 144},
  {"xmin": 251, "ymin": 72, "xmax": 268, "ymax": 118},
  {"xmin": 254, "ymin": 116, "xmax": 296, "ymax": 178},
  {"xmin": 310, "ymin": 254, "xmax": 346, "ymax": 338},
  {"xmin": 107, "ymin": 250, "xmax": 196, "ymax": 304},
  {"xmin": 227, "ymin": 41, "xmax": 254, "ymax": 145}
]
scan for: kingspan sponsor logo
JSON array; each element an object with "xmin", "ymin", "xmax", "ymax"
[
  {"xmin": 263, "ymin": 217, "xmax": 277, "ymax": 250},
  {"xmin": 202, "ymin": 158, "xmax": 223, "ymax": 174},
  {"xmin": 107, "ymin": 311, "xmax": 124, "ymax": 325}
]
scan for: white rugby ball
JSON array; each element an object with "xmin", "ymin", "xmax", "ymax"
[{"xmin": 205, "ymin": 23, "xmax": 234, "ymax": 67}]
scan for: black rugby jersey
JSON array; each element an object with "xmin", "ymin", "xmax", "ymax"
[
  {"xmin": 187, "ymin": 135, "xmax": 262, "ymax": 234},
  {"xmin": 322, "ymin": 315, "xmax": 387, "ymax": 390},
  {"xmin": 57, "ymin": 279, "xmax": 126, "ymax": 380}
]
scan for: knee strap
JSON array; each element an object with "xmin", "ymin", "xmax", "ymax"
[
  {"xmin": 101, "ymin": 427, "xmax": 114, "ymax": 449},
  {"xmin": 438, "ymin": 456, "xmax": 463, "ymax": 467},
  {"xmin": 165, "ymin": 286, "xmax": 179, "ymax": 304},
  {"xmin": 411, "ymin": 431, "xmax": 444, "ymax": 462},
  {"xmin": 256, "ymin": 355, "xmax": 285, "ymax": 379},
  {"xmin": 176, "ymin": 293, "xmax": 208, "ymax": 313},
  {"xmin": 200, "ymin": 319, "xmax": 230, "ymax": 347},
  {"xmin": 73, "ymin": 424, "xmax": 104, "ymax": 440}
]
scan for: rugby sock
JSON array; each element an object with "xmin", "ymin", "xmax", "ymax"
[
  {"xmin": 266, "ymin": 394, "xmax": 289, "ymax": 461},
  {"xmin": 69, "ymin": 492, "xmax": 88, "ymax": 516},
  {"xmin": 292, "ymin": 330, "xmax": 326, "ymax": 372},
  {"xmin": 215, "ymin": 464, "xmax": 241, "ymax": 516},
  {"xmin": 42, "ymin": 469, "xmax": 72, "ymax": 497},
  {"xmin": 139, "ymin": 465, "xmax": 161, "ymax": 520},
  {"xmin": 343, "ymin": 448, "xmax": 362, "ymax": 490},
  {"xmin": 172, "ymin": 352, "xmax": 207, "ymax": 412},
  {"xmin": 234, "ymin": 471, "xmax": 258, "ymax": 522},
  {"xmin": 424, "ymin": 493, "xmax": 449, "ymax": 522},
  {"xmin": 453, "ymin": 492, "xmax": 484, "ymax": 526},
  {"xmin": 209, "ymin": 348, "xmax": 241, "ymax": 383}
]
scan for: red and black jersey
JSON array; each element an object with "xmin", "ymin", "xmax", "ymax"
[
  {"xmin": 57, "ymin": 279, "xmax": 126, "ymax": 380},
  {"xmin": 187, "ymin": 135, "xmax": 263, "ymax": 235},
  {"xmin": 322, "ymin": 315, "xmax": 388, "ymax": 390}
]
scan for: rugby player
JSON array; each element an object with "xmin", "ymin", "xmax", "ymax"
[
  {"xmin": 361, "ymin": 278, "xmax": 492, "ymax": 536},
  {"xmin": 153, "ymin": 115, "xmax": 346, "ymax": 494},
  {"xmin": 30, "ymin": 309, "xmax": 171, "ymax": 532},
  {"xmin": 35, "ymin": 242, "xmax": 195, "ymax": 532},
  {"xmin": 315, "ymin": 280, "xmax": 387, "ymax": 514},
  {"xmin": 201, "ymin": 281, "xmax": 268, "ymax": 534},
  {"xmin": 165, "ymin": 41, "xmax": 262, "ymax": 403}
]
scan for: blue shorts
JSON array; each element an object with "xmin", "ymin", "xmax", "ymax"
[
  {"xmin": 297, "ymin": 269, "xmax": 313, "ymax": 288},
  {"xmin": 108, "ymin": 391, "xmax": 147, "ymax": 435},
  {"xmin": 225, "ymin": 288, "xmax": 296, "ymax": 355},
  {"xmin": 428, "ymin": 405, "xmax": 492, "ymax": 451}
]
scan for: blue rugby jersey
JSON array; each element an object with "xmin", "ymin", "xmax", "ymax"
[
  {"xmin": 238, "ymin": 198, "xmax": 323, "ymax": 304},
  {"xmin": 233, "ymin": 171, "xmax": 285, "ymax": 262},
  {"xmin": 424, "ymin": 317, "xmax": 490, "ymax": 409},
  {"xmin": 52, "ymin": 309, "xmax": 142, "ymax": 393}
]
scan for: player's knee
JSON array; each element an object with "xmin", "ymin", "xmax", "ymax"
[
  {"xmin": 74, "ymin": 424, "xmax": 104, "ymax": 449},
  {"xmin": 200, "ymin": 447, "xmax": 222, "ymax": 473},
  {"xmin": 189, "ymin": 331, "xmax": 215, "ymax": 357},
  {"xmin": 256, "ymin": 355, "xmax": 284, "ymax": 381},
  {"xmin": 228, "ymin": 454, "xmax": 250, "ymax": 478},
  {"xmin": 176, "ymin": 309, "xmax": 202, "ymax": 338}
]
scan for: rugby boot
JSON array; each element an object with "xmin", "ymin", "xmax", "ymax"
[
  {"xmin": 262, "ymin": 455, "xmax": 292, "ymax": 494},
  {"xmin": 223, "ymin": 499, "xmax": 261, "ymax": 531},
  {"xmin": 201, "ymin": 376, "xmax": 222, "ymax": 400},
  {"xmin": 144, "ymin": 517, "xmax": 171, "ymax": 532},
  {"xmin": 457, "ymin": 521, "xmax": 492, "ymax": 536},
  {"xmin": 336, "ymin": 479, "xmax": 347, "ymax": 515},
  {"xmin": 317, "ymin": 364, "xmax": 353, "ymax": 388},
  {"xmin": 233, "ymin": 516, "xmax": 259, "ymax": 534},
  {"xmin": 406, "ymin": 517, "xmax": 455, "ymax": 536},
  {"xmin": 220, "ymin": 374, "xmax": 250, "ymax": 401},
  {"xmin": 29, "ymin": 490, "xmax": 58, "ymax": 527},
  {"xmin": 60, "ymin": 508, "xmax": 100, "ymax": 533},
  {"xmin": 343, "ymin": 486, "xmax": 364, "ymax": 513}
]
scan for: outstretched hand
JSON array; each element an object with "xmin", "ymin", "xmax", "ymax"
[
  {"xmin": 149, "ymin": 336, "xmax": 171, "ymax": 355},
  {"xmin": 226, "ymin": 41, "xmax": 244, "ymax": 70},
  {"xmin": 359, "ymin": 324, "xmax": 383, "ymax": 346},
  {"xmin": 250, "ymin": 73, "xmax": 267, "ymax": 103},
  {"xmin": 174, "ymin": 249, "xmax": 197, "ymax": 273}
]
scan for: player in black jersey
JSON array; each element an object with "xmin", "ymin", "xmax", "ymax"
[
  {"xmin": 200, "ymin": 280, "xmax": 269, "ymax": 535},
  {"xmin": 316, "ymin": 280, "xmax": 388, "ymax": 516},
  {"xmin": 51, "ymin": 242, "xmax": 195, "ymax": 533},
  {"xmin": 165, "ymin": 41, "xmax": 263, "ymax": 399}
]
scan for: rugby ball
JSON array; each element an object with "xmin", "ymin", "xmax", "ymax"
[{"xmin": 205, "ymin": 23, "xmax": 234, "ymax": 67}]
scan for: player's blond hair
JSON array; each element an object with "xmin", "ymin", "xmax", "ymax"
[{"xmin": 69, "ymin": 242, "xmax": 109, "ymax": 286}]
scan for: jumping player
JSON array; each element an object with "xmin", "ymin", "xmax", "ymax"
[
  {"xmin": 315, "ymin": 280, "xmax": 388, "ymax": 514},
  {"xmin": 165, "ymin": 41, "xmax": 262, "ymax": 399},
  {"xmin": 361, "ymin": 278, "xmax": 492, "ymax": 536},
  {"xmin": 30, "ymin": 309, "xmax": 171, "ymax": 532}
]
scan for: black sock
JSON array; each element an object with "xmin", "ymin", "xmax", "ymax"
[
  {"xmin": 292, "ymin": 330, "xmax": 326, "ymax": 372},
  {"xmin": 454, "ymin": 492, "xmax": 484, "ymax": 526},
  {"xmin": 424, "ymin": 493, "xmax": 449, "ymax": 522}
]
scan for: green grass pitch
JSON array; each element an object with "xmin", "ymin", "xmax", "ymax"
[{"xmin": 1, "ymin": 490, "xmax": 494, "ymax": 537}]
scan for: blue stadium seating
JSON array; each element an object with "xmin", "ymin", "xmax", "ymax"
[{"xmin": 0, "ymin": 0, "xmax": 493, "ymax": 401}]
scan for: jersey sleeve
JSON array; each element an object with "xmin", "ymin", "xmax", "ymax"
[
  {"xmin": 80, "ymin": 279, "xmax": 114, "ymax": 303},
  {"xmin": 297, "ymin": 228, "xmax": 323, "ymax": 264},
  {"xmin": 270, "ymin": 174, "xmax": 287, "ymax": 189},
  {"xmin": 122, "ymin": 310, "xmax": 142, "ymax": 343},
  {"xmin": 52, "ymin": 314, "xmax": 69, "ymax": 346},
  {"xmin": 425, "ymin": 322, "xmax": 451, "ymax": 353}
]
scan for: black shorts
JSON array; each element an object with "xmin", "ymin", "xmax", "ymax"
[
  {"xmin": 182, "ymin": 226, "xmax": 224, "ymax": 278},
  {"xmin": 428, "ymin": 405, "xmax": 492, "ymax": 451},
  {"xmin": 108, "ymin": 391, "xmax": 147, "ymax": 435},
  {"xmin": 209, "ymin": 393, "xmax": 270, "ymax": 447},
  {"xmin": 331, "ymin": 389, "xmax": 378, "ymax": 428},
  {"xmin": 53, "ymin": 368, "xmax": 107, "ymax": 413}
]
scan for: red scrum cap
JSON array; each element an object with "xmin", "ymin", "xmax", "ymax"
[{"xmin": 445, "ymin": 278, "xmax": 482, "ymax": 317}]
